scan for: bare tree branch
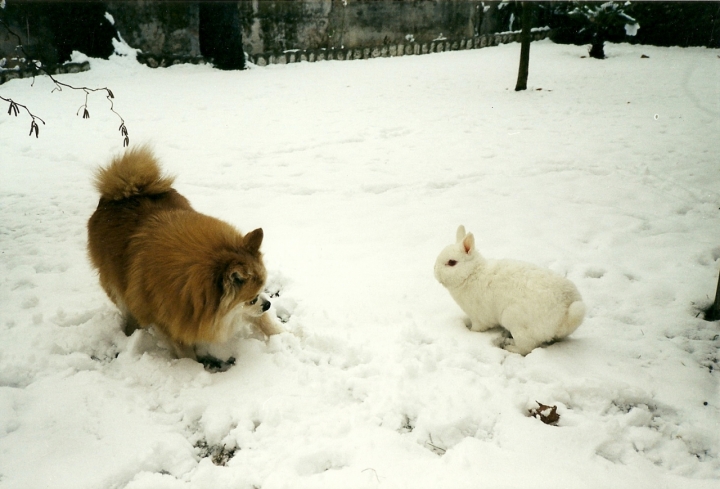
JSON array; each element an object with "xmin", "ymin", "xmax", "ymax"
[
  {"xmin": 0, "ymin": 94, "xmax": 45, "ymax": 137},
  {"xmin": 0, "ymin": 15, "xmax": 129, "ymax": 146}
]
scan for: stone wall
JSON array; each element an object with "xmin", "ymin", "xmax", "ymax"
[
  {"xmin": 3, "ymin": 1, "xmax": 720, "ymax": 78},
  {"xmin": 240, "ymin": 0, "xmax": 489, "ymax": 55},
  {"xmin": 250, "ymin": 28, "xmax": 550, "ymax": 67},
  {"xmin": 0, "ymin": 1, "xmax": 524, "ymax": 73},
  {"xmin": 106, "ymin": 1, "xmax": 202, "ymax": 63},
  {"xmin": 106, "ymin": 1, "xmax": 246, "ymax": 69},
  {"xmin": 0, "ymin": 1, "xmax": 110, "ymax": 84},
  {"xmin": 106, "ymin": 0, "xmax": 516, "ymax": 68},
  {"xmin": 0, "ymin": 1, "xmax": 114, "ymax": 68}
]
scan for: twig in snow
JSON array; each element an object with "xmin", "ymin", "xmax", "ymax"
[
  {"xmin": 362, "ymin": 468, "xmax": 381, "ymax": 483},
  {"xmin": 426, "ymin": 434, "xmax": 447, "ymax": 454}
]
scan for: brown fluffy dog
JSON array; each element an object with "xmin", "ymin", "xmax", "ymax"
[{"xmin": 87, "ymin": 146, "xmax": 282, "ymax": 359}]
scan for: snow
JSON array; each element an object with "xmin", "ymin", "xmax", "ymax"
[
  {"xmin": 1, "ymin": 40, "xmax": 719, "ymax": 488},
  {"xmin": 625, "ymin": 22, "xmax": 639, "ymax": 37}
]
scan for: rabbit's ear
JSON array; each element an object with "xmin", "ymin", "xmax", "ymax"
[
  {"xmin": 456, "ymin": 225, "xmax": 466, "ymax": 242},
  {"xmin": 463, "ymin": 233, "xmax": 475, "ymax": 254}
]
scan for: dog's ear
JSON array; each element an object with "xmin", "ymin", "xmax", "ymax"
[
  {"xmin": 229, "ymin": 269, "xmax": 246, "ymax": 288},
  {"xmin": 243, "ymin": 228, "xmax": 263, "ymax": 254},
  {"xmin": 456, "ymin": 225, "xmax": 466, "ymax": 242},
  {"xmin": 462, "ymin": 232, "xmax": 475, "ymax": 254}
]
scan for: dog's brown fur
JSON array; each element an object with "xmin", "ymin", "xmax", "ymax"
[{"xmin": 87, "ymin": 146, "xmax": 280, "ymax": 357}]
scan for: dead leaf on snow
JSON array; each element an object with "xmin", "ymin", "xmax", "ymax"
[{"xmin": 529, "ymin": 401, "xmax": 560, "ymax": 426}]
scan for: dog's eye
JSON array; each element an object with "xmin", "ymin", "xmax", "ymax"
[
  {"xmin": 249, "ymin": 296, "xmax": 258, "ymax": 305},
  {"xmin": 447, "ymin": 260, "xmax": 457, "ymax": 267}
]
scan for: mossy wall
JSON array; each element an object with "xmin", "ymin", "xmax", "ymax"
[{"xmin": 240, "ymin": 0, "xmax": 485, "ymax": 55}]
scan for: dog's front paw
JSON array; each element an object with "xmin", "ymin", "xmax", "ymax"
[
  {"xmin": 198, "ymin": 355, "xmax": 235, "ymax": 373},
  {"xmin": 470, "ymin": 320, "xmax": 493, "ymax": 332},
  {"xmin": 503, "ymin": 339, "xmax": 535, "ymax": 356},
  {"xmin": 257, "ymin": 313, "xmax": 285, "ymax": 337}
]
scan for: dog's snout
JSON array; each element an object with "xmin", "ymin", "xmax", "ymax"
[{"xmin": 261, "ymin": 300, "xmax": 271, "ymax": 312}]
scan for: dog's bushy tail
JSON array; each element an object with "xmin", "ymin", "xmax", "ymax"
[
  {"xmin": 561, "ymin": 300, "xmax": 586, "ymax": 337},
  {"xmin": 94, "ymin": 145, "xmax": 175, "ymax": 201}
]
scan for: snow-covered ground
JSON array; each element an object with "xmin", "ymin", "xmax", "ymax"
[{"xmin": 1, "ymin": 39, "xmax": 719, "ymax": 489}]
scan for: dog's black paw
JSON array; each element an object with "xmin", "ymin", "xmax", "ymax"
[
  {"xmin": 198, "ymin": 355, "xmax": 236, "ymax": 373},
  {"xmin": 195, "ymin": 439, "xmax": 237, "ymax": 466}
]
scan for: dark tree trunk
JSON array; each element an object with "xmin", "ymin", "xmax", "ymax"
[
  {"xmin": 514, "ymin": 2, "xmax": 533, "ymax": 91},
  {"xmin": 705, "ymin": 270, "xmax": 720, "ymax": 321},
  {"xmin": 199, "ymin": 2, "xmax": 245, "ymax": 70},
  {"xmin": 589, "ymin": 35, "xmax": 606, "ymax": 59}
]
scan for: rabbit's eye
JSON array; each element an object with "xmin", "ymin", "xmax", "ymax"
[{"xmin": 447, "ymin": 260, "xmax": 457, "ymax": 267}]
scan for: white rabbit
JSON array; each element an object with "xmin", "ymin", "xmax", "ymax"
[{"xmin": 434, "ymin": 225, "xmax": 585, "ymax": 355}]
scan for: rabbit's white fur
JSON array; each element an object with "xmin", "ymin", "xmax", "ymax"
[{"xmin": 434, "ymin": 225, "xmax": 585, "ymax": 355}]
